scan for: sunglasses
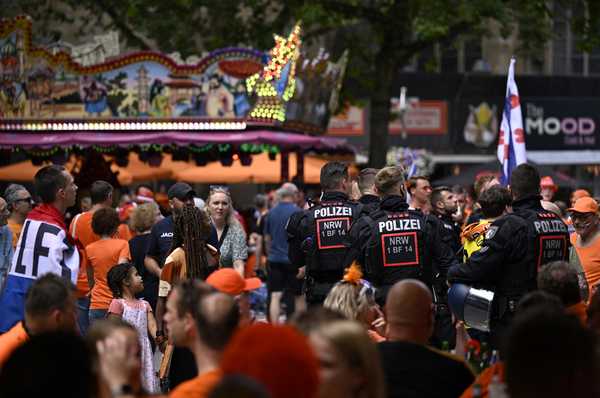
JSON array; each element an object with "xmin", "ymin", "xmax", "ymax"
[
  {"xmin": 14, "ymin": 197, "xmax": 34, "ymax": 204},
  {"xmin": 209, "ymin": 185, "xmax": 230, "ymax": 193}
]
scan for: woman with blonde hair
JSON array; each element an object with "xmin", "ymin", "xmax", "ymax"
[
  {"xmin": 306, "ymin": 318, "xmax": 386, "ymax": 398},
  {"xmin": 324, "ymin": 264, "xmax": 386, "ymax": 342},
  {"xmin": 205, "ymin": 186, "xmax": 248, "ymax": 276}
]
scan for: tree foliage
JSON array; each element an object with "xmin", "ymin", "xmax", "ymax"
[{"xmin": 5, "ymin": 0, "xmax": 600, "ymax": 167}]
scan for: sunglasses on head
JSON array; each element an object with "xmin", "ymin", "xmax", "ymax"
[{"xmin": 209, "ymin": 185, "xmax": 230, "ymax": 193}]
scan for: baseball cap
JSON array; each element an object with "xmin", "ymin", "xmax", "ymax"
[
  {"xmin": 206, "ymin": 268, "xmax": 261, "ymax": 296},
  {"xmin": 136, "ymin": 186, "xmax": 155, "ymax": 203},
  {"xmin": 572, "ymin": 189, "xmax": 591, "ymax": 202},
  {"xmin": 540, "ymin": 176, "xmax": 557, "ymax": 191},
  {"xmin": 167, "ymin": 182, "xmax": 195, "ymax": 200},
  {"xmin": 568, "ymin": 197, "xmax": 599, "ymax": 214}
]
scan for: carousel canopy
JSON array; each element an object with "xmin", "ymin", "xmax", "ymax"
[{"xmin": 0, "ymin": 17, "xmax": 352, "ymax": 167}]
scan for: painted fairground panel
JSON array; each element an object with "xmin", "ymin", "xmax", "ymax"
[
  {"xmin": 0, "ymin": 17, "xmax": 347, "ymax": 135},
  {"xmin": 0, "ymin": 16, "xmax": 263, "ymax": 120}
]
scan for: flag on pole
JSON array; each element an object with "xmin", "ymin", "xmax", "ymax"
[{"xmin": 498, "ymin": 58, "xmax": 527, "ymax": 186}]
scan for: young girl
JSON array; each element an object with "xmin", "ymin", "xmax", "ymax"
[{"xmin": 107, "ymin": 262, "xmax": 161, "ymax": 393}]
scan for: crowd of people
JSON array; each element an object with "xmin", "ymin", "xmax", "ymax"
[{"xmin": 0, "ymin": 161, "xmax": 599, "ymax": 398}]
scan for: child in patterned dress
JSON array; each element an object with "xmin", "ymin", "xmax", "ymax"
[{"xmin": 107, "ymin": 262, "xmax": 162, "ymax": 393}]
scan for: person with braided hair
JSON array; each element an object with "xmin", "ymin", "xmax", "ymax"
[
  {"xmin": 107, "ymin": 262, "xmax": 160, "ymax": 393},
  {"xmin": 156, "ymin": 203, "xmax": 218, "ymax": 391}
]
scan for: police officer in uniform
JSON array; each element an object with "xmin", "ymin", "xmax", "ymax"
[
  {"xmin": 343, "ymin": 166, "xmax": 458, "ymax": 345},
  {"xmin": 447, "ymin": 164, "xmax": 569, "ymax": 347},
  {"xmin": 287, "ymin": 161, "xmax": 364, "ymax": 305},
  {"xmin": 357, "ymin": 168, "xmax": 380, "ymax": 215},
  {"xmin": 431, "ymin": 186, "xmax": 462, "ymax": 259}
]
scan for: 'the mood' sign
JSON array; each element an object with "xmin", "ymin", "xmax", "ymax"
[{"xmin": 523, "ymin": 98, "xmax": 600, "ymax": 150}]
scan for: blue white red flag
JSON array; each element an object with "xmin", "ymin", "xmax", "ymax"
[
  {"xmin": 498, "ymin": 58, "xmax": 527, "ymax": 185},
  {"xmin": 0, "ymin": 205, "xmax": 79, "ymax": 332}
]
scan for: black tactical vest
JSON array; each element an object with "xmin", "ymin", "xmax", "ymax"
[
  {"xmin": 305, "ymin": 199, "xmax": 363, "ymax": 275},
  {"xmin": 364, "ymin": 209, "xmax": 432, "ymax": 287}
]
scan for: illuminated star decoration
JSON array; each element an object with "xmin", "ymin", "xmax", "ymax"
[{"xmin": 247, "ymin": 23, "xmax": 301, "ymax": 122}]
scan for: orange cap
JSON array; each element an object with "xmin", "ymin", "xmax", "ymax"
[
  {"xmin": 206, "ymin": 268, "xmax": 261, "ymax": 296},
  {"xmin": 572, "ymin": 189, "xmax": 591, "ymax": 202},
  {"xmin": 568, "ymin": 197, "xmax": 599, "ymax": 214}
]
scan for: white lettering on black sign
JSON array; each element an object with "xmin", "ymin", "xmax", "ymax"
[
  {"xmin": 533, "ymin": 220, "xmax": 567, "ymax": 234},
  {"xmin": 537, "ymin": 235, "xmax": 567, "ymax": 269},
  {"xmin": 377, "ymin": 219, "xmax": 421, "ymax": 233},
  {"xmin": 314, "ymin": 206, "xmax": 353, "ymax": 218},
  {"xmin": 316, "ymin": 217, "xmax": 350, "ymax": 249},
  {"xmin": 381, "ymin": 232, "xmax": 420, "ymax": 267}
]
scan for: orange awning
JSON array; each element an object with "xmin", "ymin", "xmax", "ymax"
[
  {"xmin": 0, "ymin": 152, "xmax": 340, "ymax": 185},
  {"xmin": 173, "ymin": 153, "xmax": 324, "ymax": 184}
]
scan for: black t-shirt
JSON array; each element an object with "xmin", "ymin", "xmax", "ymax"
[
  {"xmin": 129, "ymin": 233, "xmax": 158, "ymax": 310},
  {"xmin": 146, "ymin": 216, "xmax": 174, "ymax": 267},
  {"xmin": 378, "ymin": 341, "xmax": 474, "ymax": 398}
]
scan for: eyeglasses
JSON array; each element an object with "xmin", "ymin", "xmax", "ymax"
[{"xmin": 14, "ymin": 197, "xmax": 33, "ymax": 204}]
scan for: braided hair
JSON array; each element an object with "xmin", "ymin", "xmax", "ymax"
[
  {"xmin": 170, "ymin": 204, "xmax": 212, "ymax": 280},
  {"xmin": 107, "ymin": 263, "xmax": 134, "ymax": 298}
]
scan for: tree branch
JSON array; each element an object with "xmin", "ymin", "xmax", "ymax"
[
  {"xmin": 399, "ymin": 20, "xmax": 472, "ymax": 61},
  {"xmin": 94, "ymin": 0, "xmax": 155, "ymax": 51}
]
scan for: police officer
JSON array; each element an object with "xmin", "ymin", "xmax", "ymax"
[
  {"xmin": 343, "ymin": 167, "xmax": 458, "ymax": 343},
  {"xmin": 287, "ymin": 161, "xmax": 364, "ymax": 305},
  {"xmin": 356, "ymin": 168, "xmax": 380, "ymax": 215},
  {"xmin": 447, "ymin": 164, "xmax": 569, "ymax": 347},
  {"xmin": 431, "ymin": 186, "xmax": 462, "ymax": 259}
]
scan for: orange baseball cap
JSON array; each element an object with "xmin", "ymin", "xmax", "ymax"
[
  {"xmin": 568, "ymin": 197, "xmax": 599, "ymax": 214},
  {"xmin": 572, "ymin": 189, "xmax": 591, "ymax": 202},
  {"xmin": 206, "ymin": 268, "xmax": 261, "ymax": 296}
]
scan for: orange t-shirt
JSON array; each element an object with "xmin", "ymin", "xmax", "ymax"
[
  {"xmin": 0, "ymin": 322, "xmax": 28, "ymax": 369},
  {"xmin": 169, "ymin": 369, "xmax": 222, "ymax": 398},
  {"xmin": 460, "ymin": 362, "xmax": 505, "ymax": 398},
  {"xmin": 566, "ymin": 301, "xmax": 588, "ymax": 326},
  {"xmin": 570, "ymin": 232, "xmax": 600, "ymax": 290},
  {"xmin": 70, "ymin": 211, "xmax": 132, "ymax": 297},
  {"xmin": 87, "ymin": 238, "xmax": 131, "ymax": 310},
  {"xmin": 7, "ymin": 219, "xmax": 22, "ymax": 249}
]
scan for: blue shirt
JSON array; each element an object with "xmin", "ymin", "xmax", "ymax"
[
  {"xmin": 264, "ymin": 202, "xmax": 301, "ymax": 264},
  {"xmin": 0, "ymin": 225, "xmax": 13, "ymax": 291}
]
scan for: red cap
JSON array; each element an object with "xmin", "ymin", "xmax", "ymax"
[
  {"xmin": 540, "ymin": 176, "xmax": 557, "ymax": 191},
  {"xmin": 136, "ymin": 187, "xmax": 155, "ymax": 203},
  {"xmin": 568, "ymin": 197, "xmax": 599, "ymax": 214},
  {"xmin": 206, "ymin": 268, "xmax": 261, "ymax": 296}
]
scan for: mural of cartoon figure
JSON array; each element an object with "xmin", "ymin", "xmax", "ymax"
[
  {"xmin": 0, "ymin": 79, "xmax": 26, "ymax": 117},
  {"xmin": 206, "ymin": 74, "xmax": 234, "ymax": 118},
  {"xmin": 233, "ymin": 80, "xmax": 250, "ymax": 117},
  {"xmin": 184, "ymin": 88, "xmax": 207, "ymax": 117},
  {"xmin": 26, "ymin": 68, "xmax": 54, "ymax": 117},
  {"xmin": 149, "ymin": 79, "xmax": 171, "ymax": 117},
  {"xmin": 79, "ymin": 76, "xmax": 108, "ymax": 116},
  {"xmin": 464, "ymin": 102, "xmax": 499, "ymax": 148}
]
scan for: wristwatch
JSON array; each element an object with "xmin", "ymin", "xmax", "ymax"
[{"xmin": 111, "ymin": 384, "xmax": 134, "ymax": 397}]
